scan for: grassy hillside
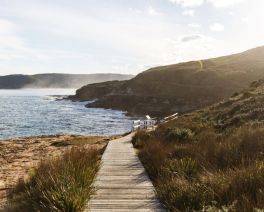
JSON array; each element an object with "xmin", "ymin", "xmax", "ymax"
[
  {"xmin": 0, "ymin": 73, "xmax": 134, "ymax": 89},
  {"xmin": 132, "ymin": 79, "xmax": 264, "ymax": 211},
  {"xmin": 72, "ymin": 46, "xmax": 264, "ymax": 116}
]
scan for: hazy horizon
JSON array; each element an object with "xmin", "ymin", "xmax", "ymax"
[
  {"xmin": 0, "ymin": 0, "xmax": 263, "ymax": 75},
  {"xmin": 0, "ymin": 72, "xmax": 135, "ymax": 77}
]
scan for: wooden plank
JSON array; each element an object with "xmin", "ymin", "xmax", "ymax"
[{"xmin": 85, "ymin": 133, "xmax": 165, "ymax": 211}]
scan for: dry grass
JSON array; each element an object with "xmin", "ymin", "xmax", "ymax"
[
  {"xmin": 134, "ymin": 126, "xmax": 264, "ymax": 211},
  {"xmin": 6, "ymin": 146, "xmax": 104, "ymax": 212},
  {"xmin": 50, "ymin": 135, "xmax": 113, "ymax": 147}
]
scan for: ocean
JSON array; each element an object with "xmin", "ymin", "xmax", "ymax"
[{"xmin": 0, "ymin": 89, "xmax": 132, "ymax": 139}]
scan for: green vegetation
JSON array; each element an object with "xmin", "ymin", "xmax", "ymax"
[
  {"xmin": 133, "ymin": 79, "xmax": 264, "ymax": 211},
  {"xmin": 6, "ymin": 146, "xmax": 104, "ymax": 212},
  {"xmin": 73, "ymin": 46, "xmax": 264, "ymax": 116}
]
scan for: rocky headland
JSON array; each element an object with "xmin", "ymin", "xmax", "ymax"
[{"xmin": 69, "ymin": 46, "xmax": 264, "ymax": 117}]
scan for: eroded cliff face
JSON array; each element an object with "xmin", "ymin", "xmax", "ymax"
[
  {"xmin": 85, "ymin": 94, "xmax": 207, "ymax": 116},
  {"xmin": 69, "ymin": 80, "xmax": 127, "ymax": 101},
  {"xmin": 70, "ymin": 80, "xmax": 204, "ymax": 116}
]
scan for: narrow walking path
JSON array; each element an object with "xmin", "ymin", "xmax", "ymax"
[{"xmin": 86, "ymin": 133, "xmax": 165, "ymax": 212}]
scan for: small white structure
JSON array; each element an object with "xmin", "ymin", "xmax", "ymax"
[
  {"xmin": 132, "ymin": 120, "xmax": 141, "ymax": 131},
  {"xmin": 132, "ymin": 115, "xmax": 157, "ymax": 131},
  {"xmin": 162, "ymin": 113, "xmax": 178, "ymax": 123}
]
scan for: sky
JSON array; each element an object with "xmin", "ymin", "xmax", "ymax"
[{"xmin": 0, "ymin": 0, "xmax": 263, "ymax": 75}]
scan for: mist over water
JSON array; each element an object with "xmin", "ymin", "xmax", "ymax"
[{"xmin": 0, "ymin": 89, "xmax": 132, "ymax": 139}]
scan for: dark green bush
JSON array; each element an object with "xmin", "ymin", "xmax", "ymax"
[{"xmin": 166, "ymin": 127, "xmax": 194, "ymax": 141}]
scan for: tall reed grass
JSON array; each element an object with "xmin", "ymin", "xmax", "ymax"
[{"xmin": 6, "ymin": 147, "xmax": 103, "ymax": 212}]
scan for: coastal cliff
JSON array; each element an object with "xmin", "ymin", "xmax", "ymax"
[{"xmin": 70, "ymin": 46, "xmax": 264, "ymax": 116}]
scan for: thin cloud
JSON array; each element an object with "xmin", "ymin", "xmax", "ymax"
[
  {"xmin": 210, "ymin": 23, "xmax": 225, "ymax": 32},
  {"xmin": 0, "ymin": 19, "xmax": 16, "ymax": 34},
  {"xmin": 241, "ymin": 17, "xmax": 249, "ymax": 23},
  {"xmin": 207, "ymin": 0, "xmax": 246, "ymax": 7},
  {"xmin": 188, "ymin": 23, "xmax": 201, "ymax": 28},
  {"xmin": 0, "ymin": 0, "xmax": 261, "ymax": 75},
  {"xmin": 0, "ymin": 19, "xmax": 26, "ymax": 50},
  {"xmin": 168, "ymin": 0, "xmax": 247, "ymax": 7},
  {"xmin": 182, "ymin": 9, "xmax": 195, "ymax": 16},
  {"xmin": 129, "ymin": 8, "xmax": 142, "ymax": 14},
  {"xmin": 162, "ymin": 34, "xmax": 216, "ymax": 64},
  {"xmin": 169, "ymin": 0, "xmax": 203, "ymax": 7},
  {"xmin": 147, "ymin": 6, "xmax": 163, "ymax": 16},
  {"xmin": 181, "ymin": 35, "xmax": 201, "ymax": 42}
]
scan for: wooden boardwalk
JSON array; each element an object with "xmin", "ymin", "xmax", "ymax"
[{"xmin": 86, "ymin": 133, "xmax": 165, "ymax": 212}]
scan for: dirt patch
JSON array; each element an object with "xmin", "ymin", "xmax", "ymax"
[{"xmin": 0, "ymin": 134, "xmax": 113, "ymax": 208}]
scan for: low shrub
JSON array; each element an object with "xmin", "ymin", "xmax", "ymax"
[
  {"xmin": 132, "ymin": 130, "xmax": 151, "ymax": 148},
  {"xmin": 138, "ymin": 140, "xmax": 171, "ymax": 179},
  {"xmin": 167, "ymin": 158, "xmax": 200, "ymax": 179},
  {"xmin": 7, "ymin": 147, "xmax": 102, "ymax": 212},
  {"xmin": 166, "ymin": 127, "xmax": 194, "ymax": 142},
  {"xmin": 136, "ymin": 123, "xmax": 264, "ymax": 211},
  {"xmin": 204, "ymin": 161, "xmax": 264, "ymax": 211},
  {"xmin": 156, "ymin": 177, "xmax": 214, "ymax": 211}
]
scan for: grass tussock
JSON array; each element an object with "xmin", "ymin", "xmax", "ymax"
[
  {"xmin": 6, "ymin": 147, "xmax": 103, "ymax": 212},
  {"xmin": 134, "ymin": 126, "xmax": 264, "ymax": 211}
]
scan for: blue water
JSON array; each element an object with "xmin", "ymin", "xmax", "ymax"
[{"xmin": 0, "ymin": 89, "xmax": 132, "ymax": 139}]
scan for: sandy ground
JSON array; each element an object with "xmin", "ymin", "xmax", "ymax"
[{"xmin": 0, "ymin": 134, "xmax": 111, "ymax": 209}]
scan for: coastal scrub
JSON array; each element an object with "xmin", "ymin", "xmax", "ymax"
[{"xmin": 6, "ymin": 146, "xmax": 104, "ymax": 212}]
